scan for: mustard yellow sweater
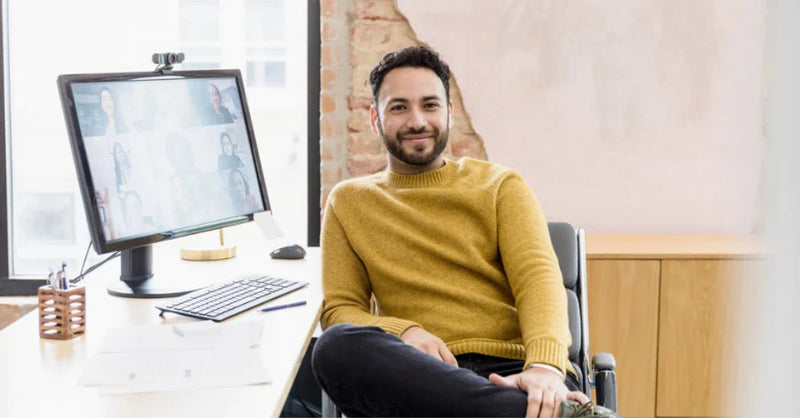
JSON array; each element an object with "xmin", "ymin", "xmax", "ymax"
[{"xmin": 320, "ymin": 157, "xmax": 573, "ymax": 375}]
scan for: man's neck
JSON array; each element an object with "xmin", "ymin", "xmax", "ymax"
[{"xmin": 387, "ymin": 156, "xmax": 445, "ymax": 175}]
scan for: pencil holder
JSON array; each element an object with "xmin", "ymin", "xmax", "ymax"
[{"xmin": 38, "ymin": 285, "xmax": 86, "ymax": 340}]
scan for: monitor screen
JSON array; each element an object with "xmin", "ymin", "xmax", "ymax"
[{"xmin": 58, "ymin": 69, "xmax": 270, "ymax": 297}]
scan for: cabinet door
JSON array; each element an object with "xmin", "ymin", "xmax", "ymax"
[
  {"xmin": 657, "ymin": 259, "xmax": 763, "ymax": 416},
  {"xmin": 587, "ymin": 260, "xmax": 660, "ymax": 418}
]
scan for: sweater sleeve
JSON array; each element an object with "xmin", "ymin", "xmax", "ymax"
[
  {"xmin": 496, "ymin": 174, "xmax": 572, "ymax": 375},
  {"xmin": 319, "ymin": 191, "xmax": 420, "ymax": 335}
]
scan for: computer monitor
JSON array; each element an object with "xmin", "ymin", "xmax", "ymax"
[{"xmin": 57, "ymin": 69, "xmax": 270, "ymax": 298}]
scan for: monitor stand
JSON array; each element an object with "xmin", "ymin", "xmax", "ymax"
[{"xmin": 108, "ymin": 245, "xmax": 204, "ymax": 298}]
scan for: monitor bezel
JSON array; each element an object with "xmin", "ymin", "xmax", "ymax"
[{"xmin": 57, "ymin": 69, "xmax": 271, "ymax": 255}]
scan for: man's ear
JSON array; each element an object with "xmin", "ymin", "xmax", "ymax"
[
  {"xmin": 448, "ymin": 101, "xmax": 454, "ymax": 129},
  {"xmin": 369, "ymin": 104, "xmax": 380, "ymax": 135}
]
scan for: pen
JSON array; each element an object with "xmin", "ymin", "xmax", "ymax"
[
  {"xmin": 48, "ymin": 268, "xmax": 57, "ymax": 289},
  {"xmin": 59, "ymin": 263, "xmax": 68, "ymax": 290},
  {"xmin": 260, "ymin": 301, "xmax": 307, "ymax": 312}
]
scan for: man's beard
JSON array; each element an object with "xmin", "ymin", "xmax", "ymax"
[{"xmin": 378, "ymin": 119, "xmax": 449, "ymax": 167}]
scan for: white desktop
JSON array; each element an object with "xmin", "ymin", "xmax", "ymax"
[
  {"xmin": 0, "ymin": 222, "xmax": 322, "ymax": 418},
  {"xmin": 4, "ymin": 63, "xmax": 325, "ymax": 417}
]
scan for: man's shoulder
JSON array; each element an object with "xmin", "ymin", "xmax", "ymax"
[{"xmin": 453, "ymin": 157, "xmax": 520, "ymax": 183}]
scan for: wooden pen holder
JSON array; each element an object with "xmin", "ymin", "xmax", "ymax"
[{"xmin": 38, "ymin": 285, "xmax": 86, "ymax": 340}]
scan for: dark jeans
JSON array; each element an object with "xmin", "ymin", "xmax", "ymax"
[{"xmin": 312, "ymin": 323, "xmax": 581, "ymax": 417}]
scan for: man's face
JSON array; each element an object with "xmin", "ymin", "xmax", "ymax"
[{"xmin": 370, "ymin": 67, "xmax": 453, "ymax": 174}]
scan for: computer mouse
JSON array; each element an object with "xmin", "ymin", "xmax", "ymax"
[{"xmin": 270, "ymin": 244, "xmax": 307, "ymax": 260}]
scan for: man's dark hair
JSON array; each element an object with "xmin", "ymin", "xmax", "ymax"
[{"xmin": 368, "ymin": 46, "xmax": 451, "ymax": 103}]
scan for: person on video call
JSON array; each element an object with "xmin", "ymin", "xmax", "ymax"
[
  {"xmin": 120, "ymin": 190, "xmax": 154, "ymax": 236},
  {"xmin": 217, "ymin": 131, "xmax": 244, "ymax": 170},
  {"xmin": 112, "ymin": 142, "xmax": 132, "ymax": 195},
  {"xmin": 205, "ymin": 83, "xmax": 234, "ymax": 125},
  {"xmin": 311, "ymin": 46, "xmax": 592, "ymax": 418},
  {"xmin": 169, "ymin": 174, "xmax": 203, "ymax": 226},
  {"xmin": 97, "ymin": 87, "xmax": 130, "ymax": 136},
  {"xmin": 165, "ymin": 133, "xmax": 198, "ymax": 176},
  {"xmin": 228, "ymin": 168, "xmax": 258, "ymax": 214}
]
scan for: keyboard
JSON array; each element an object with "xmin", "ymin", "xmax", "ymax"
[{"xmin": 156, "ymin": 274, "xmax": 308, "ymax": 322}]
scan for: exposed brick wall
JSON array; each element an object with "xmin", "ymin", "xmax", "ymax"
[
  {"xmin": 319, "ymin": 0, "xmax": 487, "ymax": 208},
  {"xmin": 320, "ymin": 0, "xmax": 353, "ymax": 206}
]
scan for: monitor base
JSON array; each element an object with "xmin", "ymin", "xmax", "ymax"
[
  {"xmin": 108, "ymin": 245, "xmax": 206, "ymax": 299},
  {"xmin": 107, "ymin": 277, "xmax": 203, "ymax": 299}
]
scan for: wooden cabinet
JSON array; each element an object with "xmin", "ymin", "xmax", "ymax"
[
  {"xmin": 585, "ymin": 234, "xmax": 765, "ymax": 417},
  {"xmin": 587, "ymin": 260, "xmax": 660, "ymax": 417}
]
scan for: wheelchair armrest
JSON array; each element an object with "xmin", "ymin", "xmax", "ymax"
[
  {"xmin": 592, "ymin": 352, "xmax": 616, "ymax": 372},
  {"xmin": 592, "ymin": 353, "xmax": 618, "ymax": 412}
]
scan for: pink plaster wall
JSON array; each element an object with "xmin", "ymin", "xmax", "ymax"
[{"xmin": 398, "ymin": 0, "xmax": 766, "ymax": 233}]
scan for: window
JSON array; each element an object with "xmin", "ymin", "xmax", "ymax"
[
  {"xmin": 1, "ymin": 0, "xmax": 312, "ymax": 294},
  {"xmin": 179, "ymin": 0, "xmax": 221, "ymax": 70}
]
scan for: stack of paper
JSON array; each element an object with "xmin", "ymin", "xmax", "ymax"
[{"xmin": 79, "ymin": 320, "xmax": 271, "ymax": 394}]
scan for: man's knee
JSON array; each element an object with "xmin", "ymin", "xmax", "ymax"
[
  {"xmin": 312, "ymin": 323, "xmax": 360, "ymax": 383},
  {"xmin": 317, "ymin": 322, "xmax": 356, "ymax": 344},
  {"xmin": 312, "ymin": 324, "xmax": 388, "ymax": 382}
]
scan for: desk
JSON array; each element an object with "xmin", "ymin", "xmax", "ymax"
[{"xmin": 0, "ymin": 223, "xmax": 322, "ymax": 418}]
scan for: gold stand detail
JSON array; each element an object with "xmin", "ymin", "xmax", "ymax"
[{"xmin": 180, "ymin": 229, "xmax": 238, "ymax": 261}]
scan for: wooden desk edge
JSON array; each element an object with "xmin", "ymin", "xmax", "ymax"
[{"xmin": 585, "ymin": 233, "xmax": 771, "ymax": 260}]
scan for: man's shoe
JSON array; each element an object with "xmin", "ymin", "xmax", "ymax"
[{"xmin": 559, "ymin": 400, "xmax": 622, "ymax": 418}]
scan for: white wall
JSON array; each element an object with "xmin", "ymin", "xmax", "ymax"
[
  {"xmin": 734, "ymin": 0, "xmax": 800, "ymax": 413},
  {"xmin": 399, "ymin": 0, "xmax": 766, "ymax": 233}
]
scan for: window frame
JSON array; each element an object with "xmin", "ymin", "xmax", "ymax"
[
  {"xmin": 0, "ymin": 0, "xmax": 321, "ymax": 295},
  {"xmin": 0, "ymin": 3, "xmax": 47, "ymax": 294},
  {"xmin": 306, "ymin": 0, "xmax": 320, "ymax": 247}
]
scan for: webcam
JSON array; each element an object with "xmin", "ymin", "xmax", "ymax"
[{"xmin": 152, "ymin": 52, "xmax": 185, "ymax": 66}]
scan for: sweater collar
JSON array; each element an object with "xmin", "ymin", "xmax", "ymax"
[{"xmin": 384, "ymin": 159, "xmax": 456, "ymax": 188}]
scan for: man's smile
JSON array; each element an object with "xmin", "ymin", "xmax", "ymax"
[{"xmin": 400, "ymin": 132, "xmax": 434, "ymax": 142}]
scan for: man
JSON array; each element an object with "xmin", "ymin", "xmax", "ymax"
[{"xmin": 312, "ymin": 46, "xmax": 591, "ymax": 417}]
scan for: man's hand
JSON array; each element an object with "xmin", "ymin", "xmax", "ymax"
[
  {"xmin": 489, "ymin": 366, "xmax": 590, "ymax": 418},
  {"xmin": 399, "ymin": 326, "xmax": 458, "ymax": 367}
]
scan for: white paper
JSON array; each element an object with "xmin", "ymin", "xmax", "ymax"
[
  {"xmin": 99, "ymin": 320, "xmax": 263, "ymax": 352},
  {"xmin": 81, "ymin": 347, "xmax": 270, "ymax": 394},
  {"xmin": 80, "ymin": 321, "xmax": 270, "ymax": 394}
]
